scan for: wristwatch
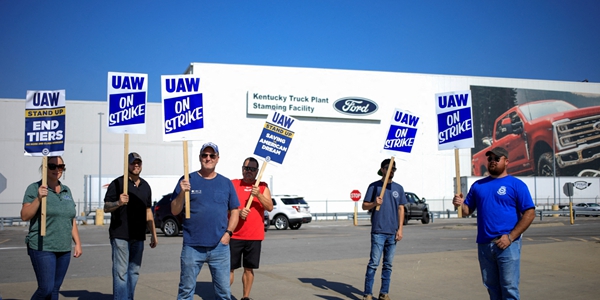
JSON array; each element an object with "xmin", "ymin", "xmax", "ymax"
[{"xmin": 225, "ymin": 230, "xmax": 233, "ymax": 237}]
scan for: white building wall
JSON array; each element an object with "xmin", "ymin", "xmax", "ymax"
[{"xmin": 1, "ymin": 63, "xmax": 599, "ymax": 217}]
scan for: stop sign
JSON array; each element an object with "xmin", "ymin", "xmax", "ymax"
[{"xmin": 350, "ymin": 190, "xmax": 361, "ymax": 202}]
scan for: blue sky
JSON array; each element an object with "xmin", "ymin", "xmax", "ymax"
[{"xmin": 1, "ymin": 0, "xmax": 599, "ymax": 103}]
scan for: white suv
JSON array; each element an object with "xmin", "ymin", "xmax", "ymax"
[{"xmin": 268, "ymin": 195, "xmax": 312, "ymax": 230}]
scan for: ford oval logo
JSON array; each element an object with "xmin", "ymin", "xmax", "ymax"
[{"xmin": 333, "ymin": 97, "xmax": 378, "ymax": 116}]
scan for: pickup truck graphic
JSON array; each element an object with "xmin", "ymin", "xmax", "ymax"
[{"xmin": 472, "ymin": 100, "xmax": 600, "ymax": 176}]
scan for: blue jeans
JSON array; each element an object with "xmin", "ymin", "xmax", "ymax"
[
  {"xmin": 27, "ymin": 247, "xmax": 71, "ymax": 300},
  {"xmin": 110, "ymin": 238, "xmax": 144, "ymax": 300},
  {"xmin": 177, "ymin": 243, "xmax": 231, "ymax": 300},
  {"xmin": 478, "ymin": 239, "xmax": 522, "ymax": 300},
  {"xmin": 364, "ymin": 233, "xmax": 397, "ymax": 295}
]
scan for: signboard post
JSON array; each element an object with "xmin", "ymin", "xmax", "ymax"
[
  {"xmin": 107, "ymin": 72, "xmax": 148, "ymax": 197},
  {"xmin": 435, "ymin": 90, "xmax": 474, "ymax": 218},
  {"xmin": 377, "ymin": 108, "xmax": 421, "ymax": 210},
  {"xmin": 247, "ymin": 111, "xmax": 298, "ymax": 209},
  {"xmin": 351, "ymin": 189, "xmax": 361, "ymax": 226},
  {"xmin": 563, "ymin": 182, "xmax": 575, "ymax": 224},
  {"xmin": 161, "ymin": 74, "xmax": 203, "ymax": 218},
  {"xmin": 25, "ymin": 89, "xmax": 67, "ymax": 236}
]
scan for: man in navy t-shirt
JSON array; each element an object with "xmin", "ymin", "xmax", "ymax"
[
  {"xmin": 171, "ymin": 142, "xmax": 240, "ymax": 300},
  {"xmin": 453, "ymin": 148, "xmax": 535, "ymax": 300},
  {"xmin": 361, "ymin": 158, "xmax": 407, "ymax": 300}
]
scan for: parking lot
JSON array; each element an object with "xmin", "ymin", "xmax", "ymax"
[{"xmin": 1, "ymin": 216, "xmax": 599, "ymax": 299}]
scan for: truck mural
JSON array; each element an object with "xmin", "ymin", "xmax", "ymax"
[{"xmin": 471, "ymin": 87, "xmax": 600, "ymax": 177}]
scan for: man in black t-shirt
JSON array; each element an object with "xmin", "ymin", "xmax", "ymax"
[{"xmin": 104, "ymin": 152, "xmax": 158, "ymax": 300}]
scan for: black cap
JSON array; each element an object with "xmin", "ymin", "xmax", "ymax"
[
  {"xmin": 128, "ymin": 152, "xmax": 142, "ymax": 164},
  {"xmin": 377, "ymin": 158, "xmax": 396, "ymax": 176},
  {"xmin": 485, "ymin": 148, "xmax": 509, "ymax": 159}
]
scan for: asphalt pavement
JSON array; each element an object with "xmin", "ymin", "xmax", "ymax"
[{"xmin": 0, "ymin": 216, "xmax": 598, "ymax": 300}]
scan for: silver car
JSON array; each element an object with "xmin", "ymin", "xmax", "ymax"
[{"xmin": 573, "ymin": 203, "xmax": 600, "ymax": 217}]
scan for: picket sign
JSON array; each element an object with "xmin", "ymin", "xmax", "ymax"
[
  {"xmin": 435, "ymin": 90, "xmax": 474, "ymax": 218},
  {"xmin": 377, "ymin": 108, "xmax": 420, "ymax": 210},
  {"xmin": 161, "ymin": 74, "xmax": 204, "ymax": 219}
]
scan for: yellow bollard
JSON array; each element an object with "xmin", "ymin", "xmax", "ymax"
[
  {"xmin": 552, "ymin": 204, "xmax": 559, "ymax": 217},
  {"xmin": 95, "ymin": 208, "xmax": 104, "ymax": 225}
]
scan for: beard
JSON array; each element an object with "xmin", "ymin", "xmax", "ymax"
[{"xmin": 488, "ymin": 164, "xmax": 504, "ymax": 176}]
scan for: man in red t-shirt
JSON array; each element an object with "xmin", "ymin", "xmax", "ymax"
[{"xmin": 229, "ymin": 157, "xmax": 273, "ymax": 300}]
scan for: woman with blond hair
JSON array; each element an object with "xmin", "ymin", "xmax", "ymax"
[{"xmin": 21, "ymin": 156, "xmax": 82, "ymax": 300}]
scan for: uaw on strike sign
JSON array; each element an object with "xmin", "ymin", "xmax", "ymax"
[
  {"xmin": 161, "ymin": 75, "xmax": 203, "ymax": 141},
  {"xmin": 107, "ymin": 72, "xmax": 147, "ymax": 134},
  {"xmin": 24, "ymin": 90, "xmax": 66, "ymax": 156},
  {"xmin": 254, "ymin": 111, "xmax": 297, "ymax": 164},
  {"xmin": 435, "ymin": 90, "xmax": 474, "ymax": 150},
  {"xmin": 382, "ymin": 108, "xmax": 420, "ymax": 155}
]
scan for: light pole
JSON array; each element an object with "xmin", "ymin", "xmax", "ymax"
[{"xmin": 98, "ymin": 112, "xmax": 104, "ymax": 211}]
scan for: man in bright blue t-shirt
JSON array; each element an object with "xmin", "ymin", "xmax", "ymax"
[
  {"xmin": 361, "ymin": 158, "xmax": 407, "ymax": 300},
  {"xmin": 453, "ymin": 148, "xmax": 535, "ymax": 300},
  {"xmin": 171, "ymin": 142, "xmax": 240, "ymax": 300}
]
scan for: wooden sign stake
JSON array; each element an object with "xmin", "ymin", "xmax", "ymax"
[
  {"xmin": 123, "ymin": 134, "xmax": 129, "ymax": 196},
  {"xmin": 183, "ymin": 141, "xmax": 190, "ymax": 218},
  {"xmin": 376, "ymin": 156, "xmax": 395, "ymax": 211},
  {"xmin": 455, "ymin": 149, "xmax": 462, "ymax": 218},
  {"xmin": 41, "ymin": 156, "xmax": 48, "ymax": 236},
  {"xmin": 245, "ymin": 160, "xmax": 268, "ymax": 210}
]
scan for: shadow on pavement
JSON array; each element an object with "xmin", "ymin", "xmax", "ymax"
[
  {"xmin": 299, "ymin": 277, "xmax": 363, "ymax": 299},
  {"xmin": 60, "ymin": 290, "xmax": 112, "ymax": 300}
]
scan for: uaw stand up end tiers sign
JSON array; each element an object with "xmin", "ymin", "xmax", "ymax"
[{"xmin": 24, "ymin": 90, "xmax": 66, "ymax": 157}]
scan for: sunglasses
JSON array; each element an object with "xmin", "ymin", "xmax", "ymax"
[
  {"xmin": 48, "ymin": 163, "xmax": 66, "ymax": 171},
  {"xmin": 243, "ymin": 166, "xmax": 258, "ymax": 172},
  {"xmin": 201, "ymin": 153, "xmax": 218, "ymax": 159},
  {"xmin": 487, "ymin": 156, "xmax": 504, "ymax": 162}
]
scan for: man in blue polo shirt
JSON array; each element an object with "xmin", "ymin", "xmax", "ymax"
[
  {"xmin": 171, "ymin": 142, "xmax": 240, "ymax": 300},
  {"xmin": 361, "ymin": 158, "xmax": 407, "ymax": 300},
  {"xmin": 453, "ymin": 148, "xmax": 535, "ymax": 299}
]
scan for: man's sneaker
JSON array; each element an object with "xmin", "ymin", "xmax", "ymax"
[
  {"xmin": 362, "ymin": 295, "xmax": 373, "ymax": 300},
  {"xmin": 378, "ymin": 293, "xmax": 391, "ymax": 300}
]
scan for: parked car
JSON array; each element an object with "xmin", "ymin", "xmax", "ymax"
[
  {"xmin": 404, "ymin": 192, "xmax": 430, "ymax": 224},
  {"xmin": 153, "ymin": 193, "xmax": 183, "ymax": 237},
  {"xmin": 268, "ymin": 195, "xmax": 312, "ymax": 230},
  {"xmin": 367, "ymin": 191, "xmax": 430, "ymax": 225},
  {"xmin": 573, "ymin": 203, "xmax": 600, "ymax": 217}
]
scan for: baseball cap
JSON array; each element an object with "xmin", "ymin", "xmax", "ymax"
[
  {"xmin": 377, "ymin": 158, "xmax": 396, "ymax": 176},
  {"xmin": 485, "ymin": 148, "xmax": 509, "ymax": 159},
  {"xmin": 200, "ymin": 142, "xmax": 219, "ymax": 154},
  {"xmin": 128, "ymin": 152, "xmax": 142, "ymax": 164}
]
